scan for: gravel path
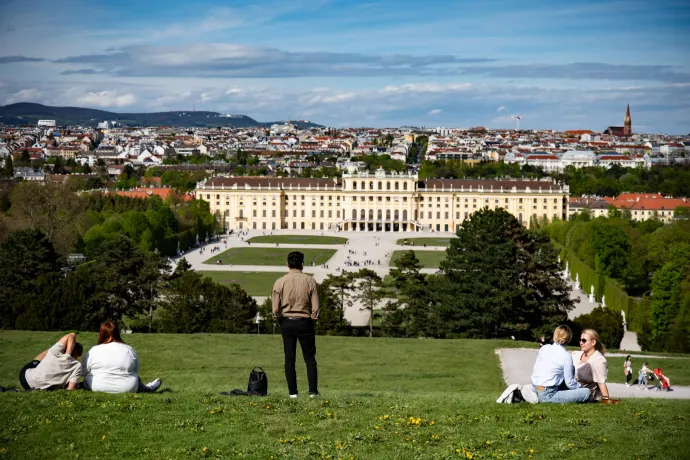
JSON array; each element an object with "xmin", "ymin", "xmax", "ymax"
[{"xmin": 496, "ymin": 348, "xmax": 690, "ymax": 399}]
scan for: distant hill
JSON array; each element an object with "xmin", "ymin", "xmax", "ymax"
[{"xmin": 0, "ymin": 103, "xmax": 324, "ymax": 129}]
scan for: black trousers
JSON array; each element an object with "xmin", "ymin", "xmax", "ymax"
[
  {"xmin": 19, "ymin": 360, "xmax": 41, "ymax": 390},
  {"xmin": 280, "ymin": 317, "xmax": 318, "ymax": 395}
]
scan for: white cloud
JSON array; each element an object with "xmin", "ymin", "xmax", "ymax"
[
  {"xmin": 496, "ymin": 105, "xmax": 505, "ymax": 112},
  {"xmin": 76, "ymin": 90, "xmax": 136, "ymax": 107},
  {"xmin": 4, "ymin": 88, "xmax": 42, "ymax": 104},
  {"xmin": 428, "ymin": 109, "xmax": 442, "ymax": 115}
]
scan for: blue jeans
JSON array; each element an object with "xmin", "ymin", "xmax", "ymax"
[
  {"xmin": 534, "ymin": 383, "xmax": 591, "ymax": 403},
  {"xmin": 638, "ymin": 374, "xmax": 647, "ymax": 386}
]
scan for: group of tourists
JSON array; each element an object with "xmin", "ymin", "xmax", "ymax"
[
  {"xmin": 19, "ymin": 322, "xmax": 161, "ymax": 393},
  {"xmin": 18, "ymin": 251, "xmax": 321, "ymax": 398},
  {"xmin": 624, "ymin": 355, "xmax": 672, "ymax": 391}
]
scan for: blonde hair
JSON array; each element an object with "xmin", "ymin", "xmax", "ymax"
[
  {"xmin": 582, "ymin": 329, "xmax": 606, "ymax": 355},
  {"xmin": 552, "ymin": 325, "xmax": 572, "ymax": 345}
]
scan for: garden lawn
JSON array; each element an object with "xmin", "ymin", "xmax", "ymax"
[
  {"xmin": 247, "ymin": 235, "xmax": 348, "ymax": 245},
  {"xmin": 396, "ymin": 237, "xmax": 453, "ymax": 247},
  {"xmin": 204, "ymin": 248, "xmax": 336, "ymax": 266},
  {"xmin": 199, "ymin": 271, "xmax": 312, "ymax": 296},
  {"xmin": 1, "ymin": 332, "xmax": 689, "ymax": 460},
  {"xmin": 391, "ymin": 249, "xmax": 447, "ymax": 268}
]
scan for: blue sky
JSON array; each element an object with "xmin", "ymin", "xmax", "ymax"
[{"xmin": 0, "ymin": 0, "xmax": 688, "ymax": 132}]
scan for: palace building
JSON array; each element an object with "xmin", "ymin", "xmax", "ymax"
[{"xmin": 195, "ymin": 169, "xmax": 570, "ymax": 233}]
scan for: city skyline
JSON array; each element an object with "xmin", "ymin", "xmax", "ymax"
[{"xmin": 0, "ymin": 0, "xmax": 688, "ymax": 133}]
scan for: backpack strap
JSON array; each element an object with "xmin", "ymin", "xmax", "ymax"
[{"xmin": 252, "ymin": 367, "xmax": 264, "ymax": 373}]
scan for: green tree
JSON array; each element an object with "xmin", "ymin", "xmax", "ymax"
[
  {"xmin": 352, "ymin": 268, "xmax": 384, "ymax": 338},
  {"xmin": 574, "ymin": 307, "xmax": 624, "ymax": 351},
  {"xmin": 3, "ymin": 155, "xmax": 13, "ymax": 178},
  {"xmin": 382, "ymin": 250, "xmax": 430, "ymax": 337},
  {"xmin": 318, "ymin": 273, "xmax": 353, "ymax": 335},
  {"xmin": 429, "ymin": 208, "xmax": 573, "ymax": 339},
  {"xmin": 591, "ymin": 221, "xmax": 631, "ymax": 281},
  {"xmin": 0, "ymin": 229, "xmax": 62, "ymax": 329},
  {"xmin": 650, "ymin": 243, "xmax": 690, "ymax": 348}
]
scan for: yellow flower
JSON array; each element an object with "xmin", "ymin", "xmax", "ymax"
[
  {"xmin": 101, "ymin": 435, "xmax": 106, "ymax": 441},
  {"xmin": 203, "ymin": 447, "xmax": 208, "ymax": 452},
  {"xmin": 210, "ymin": 410, "xmax": 215, "ymax": 415},
  {"xmin": 465, "ymin": 451, "xmax": 473, "ymax": 459},
  {"xmin": 383, "ymin": 415, "xmax": 390, "ymax": 420},
  {"xmin": 529, "ymin": 448, "xmax": 534, "ymax": 453}
]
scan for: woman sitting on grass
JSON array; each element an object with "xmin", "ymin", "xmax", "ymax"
[
  {"xmin": 81, "ymin": 321, "xmax": 162, "ymax": 394},
  {"xmin": 572, "ymin": 329, "xmax": 611, "ymax": 402},
  {"xmin": 531, "ymin": 325, "xmax": 591, "ymax": 403}
]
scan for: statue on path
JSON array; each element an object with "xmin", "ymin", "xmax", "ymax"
[
  {"xmin": 601, "ymin": 295, "xmax": 606, "ymax": 308},
  {"xmin": 588, "ymin": 285, "xmax": 595, "ymax": 303}
]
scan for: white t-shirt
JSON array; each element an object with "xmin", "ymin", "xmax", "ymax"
[
  {"xmin": 25, "ymin": 342, "xmax": 82, "ymax": 390},
  {"xmin": 82, "ymin": 342, "xmax": 140, "ymax": 393}
]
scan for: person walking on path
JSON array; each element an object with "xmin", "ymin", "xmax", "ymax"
[
  {"xmin": 624, "ymin": 355, "xmax": 633, "ymax": 387},
  {"xmin": 272, "ymin": 251, "xmax": 320, "ymax": 398}
]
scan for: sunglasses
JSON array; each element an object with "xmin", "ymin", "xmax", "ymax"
[{"xmin": 579, "ymin": 338, "xmax": 588, "ymax": 343}]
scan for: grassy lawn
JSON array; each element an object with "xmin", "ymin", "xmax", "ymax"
[
  {"xmin": 247, "ymin": 235, "xmax": 348, "ymax": 245},
  {"xmin": 396, "ymin": 237, "xmax": 454, "ymax": 247},
  {"xmin": 199, "ymin": 271, "xmax": 311, "ymax": 296},
  {"xmin": 391, "ymin": 250, "xmax": 447, "ymax": 268},
  {"xmin": 0, "ymin": 332, "xmax": 688, "ymax": 459},
  {"xmin": 204, "ymin": 248, "xmax": 337, "ymax": 266}
]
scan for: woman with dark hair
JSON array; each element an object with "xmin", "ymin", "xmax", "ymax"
[{"xmin": 81, "ymin": 321, "xmax": 162, "ymax": 393}]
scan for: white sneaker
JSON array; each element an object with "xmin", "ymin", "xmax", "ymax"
[
  {"xmin": 496, "ymin": 384, "xmax": 521, "ymax": 404},
  {"xmin": 289, "ymin": 394, "xmax": 299, "ymax": 399},
  {"xmin": 309, "ymin": 392, "xmax": 320, "ymax": 398},
  {"xmin": 145, "ymin": 378, "xmax": 162, "ymax": 392},
  {"xmin": 626, "ymin": 384, "xmax": 631, "ymax": 387}
]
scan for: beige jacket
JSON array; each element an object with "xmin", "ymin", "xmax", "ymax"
[{"xmin": 272, "ymin": 270, "xmax": 320, "ymax": 320}]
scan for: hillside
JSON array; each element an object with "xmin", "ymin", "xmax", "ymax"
[
  {"xmin": 0, "ymin": 331, "xmax": 689, "ymax": 459},
  {"xmin": 0, "ymin": 102, "xmax": 324, "ymax": 129}
]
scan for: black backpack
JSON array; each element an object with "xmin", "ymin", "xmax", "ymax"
[{"xmin": 247, "ymin": 367, "xmax": 268, "ymax": 395}]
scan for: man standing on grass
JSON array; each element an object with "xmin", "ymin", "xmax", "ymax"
[{"xmin": 272, "ymin": 251, "xmax": 320, "ymax": 398}]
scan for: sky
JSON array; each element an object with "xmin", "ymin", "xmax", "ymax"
[{"xmin": 0, "ymin": 0, "xmax": 688, "ymax": 132}]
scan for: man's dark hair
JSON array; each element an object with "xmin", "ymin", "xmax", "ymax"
[
  {"xmin": 72, "ymin": 342, "xmax": 83, "ymax": 359},
  {"xmin": 287, "ymin": 251, "xmax": 304, "ymax": 269}
]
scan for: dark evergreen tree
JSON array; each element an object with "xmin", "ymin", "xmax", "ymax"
[
  {"xmin": 382, "ymin": 250, "xmax": 431, "ymax": 337},
  {"xmin": 315, "ymin": 276, "xmax": 351, "ymax": 335},
  {"xmin": 0, "ymin": 229, "xmax": 62, "ymax": 329},
  {"xmin": 428, "ymin": 208, "xmax": 573, "ymax": 339}
]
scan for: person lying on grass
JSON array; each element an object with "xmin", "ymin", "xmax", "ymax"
[
  {"xmin": 81, "ymin": 321, "xmax": 162, "ymax": 394},
  {"xmin": 531, "ymin": 325, "xmax": 591, "ymax": 403},
  {"xmin": 19, "ymin": 332, "xmax": 83, "ymax": 391}
]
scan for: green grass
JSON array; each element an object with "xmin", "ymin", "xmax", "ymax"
[
  {"xmin": 1, "ymin": 332, "xmax": 689, "ymax": 459},
  {"xmin": 396, "ymin": 237, "xmax": 453, "ymax": 247},
  {"xmin": 200, "ymin": 271, "xmax": 312, "ymax": 296},
  {"xmin": 391, "ymin": 250, "xmax": 447, "ymax": 268},
  {"xmin": 247, "ymin": 235, "xmax": 348, "ymax": 245},
  {"xmin": 204, "ymin": 248, "xmax": 337, "ymax": 266}
]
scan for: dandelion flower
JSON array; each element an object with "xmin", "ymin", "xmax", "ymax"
[{"xmin": 101, "ymin": 435, "xmax": 106, "ymax": 441}]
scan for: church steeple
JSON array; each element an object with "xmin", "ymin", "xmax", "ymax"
[{"xmin": 624, "ymin": 104, "xmax": 632, "ymax": 136}]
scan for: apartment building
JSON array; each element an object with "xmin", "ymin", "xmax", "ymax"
[{"xmin": 196, "ymin": 168, "xmax": 570, "ymax": 232}]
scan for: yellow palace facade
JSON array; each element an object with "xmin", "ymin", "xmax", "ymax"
[{"xmin": 195, "ymin": 169, "xmax": 570, "ymax": 232}]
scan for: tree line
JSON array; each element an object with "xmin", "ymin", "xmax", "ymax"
[
  {"xmin": 0, "ymin": 181, "xmax": 217, "ymax": 256},
  {"xmin": 544, "ymin": 211, "xmax": 690, "ymax": 352}
]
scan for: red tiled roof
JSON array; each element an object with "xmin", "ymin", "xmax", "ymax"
[{"xmin": 110, "ymin": 187, "xmax": 193, "ymax": 202}]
